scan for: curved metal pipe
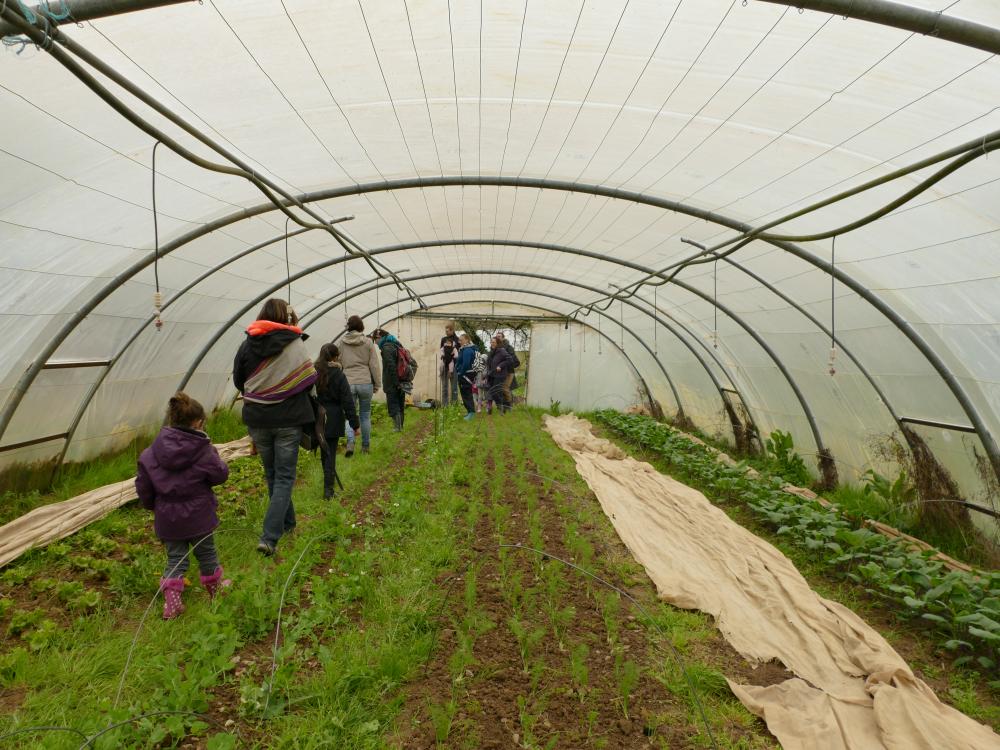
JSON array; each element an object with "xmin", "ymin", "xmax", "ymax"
[
  {"xmin": 297, "ymin": 268, "xmax": 751, "ymax": 436},
  {"xmin": 174, "ymin": 264, "xmax": 825, "ymax": 473},
  {"xmin": 3, "ymin": 177, "xmax": 986, "ymax": 484},
  {"xmin": 178, "ymin": 279, "xmax": 686, "ymax": 417},
  {"xmin": 757, "ymin": 0, "xmax": 1000, "ymax": 57},
  {"xmin": 296, "ymin": 254, "xmax": 735, "ymax": 397},
  {"xmin": 53, "ymin": 242, "xmax": 753, "ymax": 468},
  {"xmin": 50, "ymin": 227, "xmax": 315, "ymax": 474}
]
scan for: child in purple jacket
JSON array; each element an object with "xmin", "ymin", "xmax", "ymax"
[{"xmin": 136, "ymin": 392, "xmax": 230, "ymax": 620}]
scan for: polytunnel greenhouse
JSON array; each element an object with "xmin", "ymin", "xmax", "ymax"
[{"xmin": 1, "ymin": 0, "xmax": 1000, "ymax": 746}]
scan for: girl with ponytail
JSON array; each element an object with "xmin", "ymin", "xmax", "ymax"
[{"xmin": 315, "ymin": 343, "xmax": 360, "ymax": 499}]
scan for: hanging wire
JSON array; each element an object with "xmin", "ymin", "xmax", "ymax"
[
  {"xmin": 285, "ymin": 216, "xmax": 291, "ymax": 304},
  {"xmin": 829, "ymin": 235, "xmax": 837, "ymax": 376},
  {"xmin": 151, "ymin": 140, "xmax": 163, "ymax": 331},
  {"xmin": 713, "ymin": 256, "xmax": 718, "ymax": 349},
  {"xmin": 597, "ymin": 311, "xmax": 602, "ymax": 355},
  {"xmin": 653, "ymin": 285, "xmax": 658, "ymax": 356},
  {"xmin": 619, "ymin": 297, "xmax": 624, "ymax": 349},
  {"xmin": 342, "ymin": 249, "xmax": 349, "ymax": 325}
]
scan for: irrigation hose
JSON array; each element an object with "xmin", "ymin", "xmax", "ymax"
[
  {"xmin": 263, "ymin": 531, "xmax": 338, "ymax": 716},
  {"xmin": 568, "ymin": 127, "xmax": 1000, "ymax": 316},
  {"xmin": 0, "ymin": 5, "xmax": 421, "ymax": 303},
  {"xmin": 113, "ymin": 526, "xmax": 261, "ymax": 709},
  {"xmin": 500, "ymin": 543, "xmax": 721, "ymax": 750}
]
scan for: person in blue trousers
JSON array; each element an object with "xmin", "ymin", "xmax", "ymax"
[
  {"xmin": 233, "ymin": 298, "xmax": 317, "ymax": 557},
  {"xmin": 339, "ymin": 315, "xmax": 381, "ymax": 456}
]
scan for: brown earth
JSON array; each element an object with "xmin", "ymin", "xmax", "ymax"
[{"xmin": 392, "ymin": 419, "xmax": 781, "ymax": 749}]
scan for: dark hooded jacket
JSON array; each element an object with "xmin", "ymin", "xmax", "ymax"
[
  {"xmin": 377, "ymin": 335, "xmax": 403, "ymax": 391},
  {"xmin": 136, "ymin": 426, "xmax": 229, "ymax": 541},
  {"xmin": 317, "ymin": 363, "xmax": 359, "ymax": 441},
  {"xmin": 233, "ymin": 322, "xmax": 315, "ymax": 429},
  {"xmin": 487, "ymin": 346, "xmax": 514, "ymax": 384}
]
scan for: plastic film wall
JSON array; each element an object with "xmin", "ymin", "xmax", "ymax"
[{"xmin": 0, "ymin": 0, "xmax": 998, "ymax": 532}]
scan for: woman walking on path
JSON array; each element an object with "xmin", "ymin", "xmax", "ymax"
[
  {"xmin": 233, "ymin": 298, "xmax": 317, "ymax": 557},
  {"xmin": 486, "ymin": 336, "xmax": 514, "ymax": 415},
  {"xmin": 339, "ymin": 315, "xmax": 381, "ymax": 457},
  {"xmin": 136, "ymin": 392, "xmax": 230, "ymax": 620},
  {"xmin": 315, "ymin": 343, "xmax": 360, "ymax": 500},
  {"xmin": 454, "ymin": 333, "xmax": 478, "ymax": 421},
  {"xmin": 373, "ymin": 328, "xmax": 406, "ymax": 432}
]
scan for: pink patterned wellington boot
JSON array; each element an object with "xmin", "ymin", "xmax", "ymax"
[
  {"xmin": 199, "ymin": 567, "xmax": 232, "ymax": 598},
  {"xmin": 160, "ymin": 577, "xmax": 185, "ymax": 620}
]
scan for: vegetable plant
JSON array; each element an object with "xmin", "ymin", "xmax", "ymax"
[{"xmin": 595, "ymin": 410, "xmax": 1000, "ymax": 680}]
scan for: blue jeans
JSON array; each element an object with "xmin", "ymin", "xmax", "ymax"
[
  {"xmin": 345, "ymin": 382, "xmax": 373, "ymax": 449},
  {"xmin": 248, "ymin": 426, "xmax": 300, "ymax": 547}
]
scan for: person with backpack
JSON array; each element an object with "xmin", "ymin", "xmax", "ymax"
[
  {"xmin": 315, "ymin": 343, "xmax": 360, "ymax": 499},
  {"xmin": 339, "ymin": 315, "xmax": 381, "ymax": 456},
  {"xmin": 438, "ymin": 324, "xmax": 461, "ymax": 408},
  {"xmin": 454, "ymin": 333, "xmax": 478, "ymax": 421},
  {"xmin": 233, "ymin": 298, "xmax": 317, "ymax": 557},
  {"xmin": 372, "ymin": 328, "xmax": 410, "ymax": 432}
]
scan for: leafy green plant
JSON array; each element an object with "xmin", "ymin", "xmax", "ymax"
[
  {"xmin": 595, "ymin": 410, "xmax": 1000, "ymax": 678},
  {"xmin": 6, "ymin": 609, "xmax": 43, "ymax": 636},
  {"xmin": 548, "ymin": 400, "xmax": 562, "ymax": 417},
  {"xmin": 29, "ymin": 576, "xmax": 57, "ymax": 594},
  {"xmin": 1, "ymin": 566, "xmax": 29, "ymax": 586},
  {"xmin": 861, "ymin": 469, "xmax": 918, "ymax": 524},
  {"xmin": 26, "ymin": 619, "xmax": 61, "ymax": 652},
  {"xmin": 764, "ymin": 429, "xmax": 811, "ymax": 487}
]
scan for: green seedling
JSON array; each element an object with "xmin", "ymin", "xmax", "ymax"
[{"xmin": 568, "ymin": 643, "xmax": 589, "ymax": 701}]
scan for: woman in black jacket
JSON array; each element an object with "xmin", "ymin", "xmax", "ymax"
[
  {"xmin": 233, "ymin": 298, "xmax": 317, "ymax": 555},
  {"xmin": 315, "ymin": 343, "xmax": 360, "ymax": 499},
  {"xmin": 486, "ymin": 336, "xmax": 514, "ymax": 415}
]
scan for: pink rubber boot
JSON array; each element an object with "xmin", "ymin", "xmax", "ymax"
[
  {"xmin": 199, "ymin": 567, "xmax": 232, "ymax": 598},
  {"xmin": 160, "ymin": 577, "xmax": 185, "ymax": 620}
]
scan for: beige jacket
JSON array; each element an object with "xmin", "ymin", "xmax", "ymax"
[{"xmin": 340, "ymin": 331, "xmax": 382, "ymax": 390}]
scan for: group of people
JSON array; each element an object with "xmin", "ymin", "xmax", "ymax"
[
  {"xmin": 137, "ymin": 298, "xmax": 525, "ymax": 620},
  {"xmin": 438, "ymin": 325, "xmax": 521, "ymax": 419},
  {"xmin": 136, "ymin": 297, "xmax": 440, "ymax": 619}
]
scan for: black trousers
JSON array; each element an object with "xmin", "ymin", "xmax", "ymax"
[
  {"xmin": 458, "ymin": 376, "xmax": 475, "ymax": 413},
  {"xmin": 320, "ymin": 444, "xmax": 338, "ymax": 495},
  {"xmin": 386, "ymin": 387, "xmax": 406, "ymax": 429}
]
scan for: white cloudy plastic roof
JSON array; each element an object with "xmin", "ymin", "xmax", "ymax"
[{"xmin": 1, "ymin": 0, "xmax": 999, "ymax": 520}]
